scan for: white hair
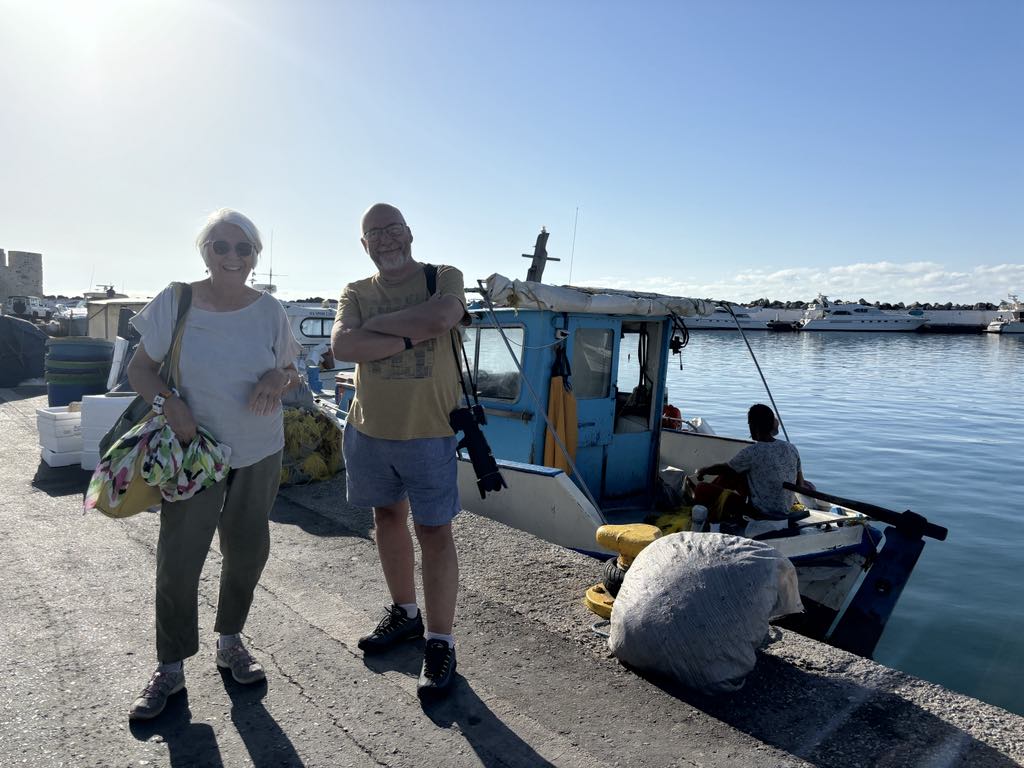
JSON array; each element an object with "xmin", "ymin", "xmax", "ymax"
[{"xmin": 195, "ymin": 208, "xmax": 263, "ymax": 267}]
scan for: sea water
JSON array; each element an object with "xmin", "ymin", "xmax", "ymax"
[{"xmin": 652, "ymin": 331, "xmax": 1024, "ymax": 715}]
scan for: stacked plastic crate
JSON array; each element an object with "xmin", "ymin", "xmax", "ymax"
[{"xmin": 36, "ymin": 405, "xmax": 82, "ymax": 467}]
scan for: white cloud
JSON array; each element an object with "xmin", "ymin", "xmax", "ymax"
[{"xmin": 577, "ymin": 262, "xmax": 1024, "ymax": 305}]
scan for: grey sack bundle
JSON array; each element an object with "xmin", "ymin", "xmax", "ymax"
[{"xmin": 608, "ymin": 532, "xmax": 803, "ymax": 693}]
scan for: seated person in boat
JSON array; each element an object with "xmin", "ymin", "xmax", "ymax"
[{"xmin": 691, "ymin": 403, "xmax": 812, "ymax": 521}]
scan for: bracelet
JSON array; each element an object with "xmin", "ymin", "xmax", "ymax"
[{"xmin": 403, "ymin": 337, "xmax": 413, "ymax": 350}]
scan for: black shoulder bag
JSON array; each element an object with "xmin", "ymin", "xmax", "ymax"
[{"xmin": 424, "ymin": 264, "xmax": 506, "ymax": 499}]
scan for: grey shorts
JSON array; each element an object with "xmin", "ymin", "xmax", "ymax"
[{"xmin": 342, "ymin": 426, "xmax": 461, "ymax": 527}]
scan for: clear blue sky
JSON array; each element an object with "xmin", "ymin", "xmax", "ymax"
[{"xmin": 1, "ymin": 0, "xmax": 1021, "ymax": 304}]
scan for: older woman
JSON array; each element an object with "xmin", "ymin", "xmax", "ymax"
[{"xmin": 126, "ymin": 208, "xmax": 301, "ymax": 721}]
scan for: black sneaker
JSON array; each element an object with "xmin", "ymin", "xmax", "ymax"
[
  {"xmin": 357, "ymin": 604, "xmax": 424, "ymax": 653},
  {"xmin": 417, "ymin": 639, "xmax": 457, "ymax": 698}
]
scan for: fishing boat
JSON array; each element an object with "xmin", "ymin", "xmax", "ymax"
[
  {"xmin": 328, "ymin": 271, "xmax": 946, "ymax": 658},
  {"xmin": 800, "ymin": 295, "xmax": 926, "ymax": 331},
  {"xmin": 985, "ymin": 295, "xmax": 1024, "ymax": 334}
]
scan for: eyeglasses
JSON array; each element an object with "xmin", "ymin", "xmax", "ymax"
[
  {"xmin": 207, "ymin": 240, "xmax": 255, "ymax": 258},
  {"xmin": 362, "ymin": 223, "xmax": 408, "ymax": 244}
]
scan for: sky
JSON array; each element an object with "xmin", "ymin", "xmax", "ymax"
[{"xmin": 0, "ymin": 0, "xmax": 1021, "ymax": 305}]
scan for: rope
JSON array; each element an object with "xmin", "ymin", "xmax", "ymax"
[
  {"xmin": 474, "ymin": 280, "xmax": 604, "ymax": 516},
  {"xmin": 719, "ymin": 303, "xmax": 790, "ymax": 443}
]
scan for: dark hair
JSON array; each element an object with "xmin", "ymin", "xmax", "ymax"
[{"xmin": 747, "ymin": 403, "xmax": 776, "ymax": 436}]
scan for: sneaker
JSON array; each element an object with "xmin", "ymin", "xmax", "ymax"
[
  {"xmin": 128, "ymin": 667, "xmax": 185, "ymax": 721},
  {"xmin": 215, "ymin": 641, "xmax": 266, "ymax": 685},
  {"xmin": 357, "ymin": 604, "xmax": 424, "ymax": 654},
  {"xmin": 417, "ymin": 639, "xmax": 457, "ymax": 698}
]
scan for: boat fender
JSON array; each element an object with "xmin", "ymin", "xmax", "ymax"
[{"xmin": 662, "ymin": 403, "xmax": 682, "ymax": 430}]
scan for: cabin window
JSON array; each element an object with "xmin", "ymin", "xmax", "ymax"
[
  {"xmin": 299, "ymin": 317, "xmax": 333, "ymax": 339},
  {"xmin": 572, "ymin": 328, "xmax": 614, "ymax": 399},
  {"xmin": 462, "ymin": 326, "xmax": 524, "ymax": 401}
]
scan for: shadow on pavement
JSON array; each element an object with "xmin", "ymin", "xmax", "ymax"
[
  {"xmin": 422, "ymin": 677, "xmax": 556, "ymax": 768},
  {"xmin": 640, "ymin": 653, "xmax": 1018, "ymax": 768},
  {"xmin": 31, "ymin": 461, "xmax": 92, "ymax": 497},
  {"xmin": 219, "ymin": 668, "xmax": 306, "ymax": 768},
  {"xmin": 270, "ymin": 494, "xmax": 373, "ymax": 541},
  {"xmin": 129, "ymin": 688, "xmax": 224, "ymax": 767},
  {"xmin": 362, "ymin": 646, "xmax": 554, "ymax": 767}
]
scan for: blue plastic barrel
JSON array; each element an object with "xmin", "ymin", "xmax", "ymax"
[{"xmin": 45, "ymin": 337, "xmax": 114, "ymax": 406}]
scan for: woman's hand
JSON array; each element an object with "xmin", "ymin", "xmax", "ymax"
[
  {"xmin": 249, "ymin": 368, "xmax": 290, "ymax": 416},
  {"xmin": 163, "ymin": 396, "xmax": 198, "ymax": 444}
]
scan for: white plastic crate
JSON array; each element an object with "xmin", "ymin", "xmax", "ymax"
[
  {"xmin": 37, "ymin": 406, "xmax": 83, "ymax": 453},
  {"xmin": 41, "ymin": 446, "xmax": 82, "ymax": 468},
  {"xmin": 80, "ymin": 450, "xmax": 102, "ymax": 471},
  {"xmin": 81, "ymin": 394, "xmax": 135, "ymax": 459}
]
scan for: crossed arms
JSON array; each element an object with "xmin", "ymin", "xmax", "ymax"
[{"xmin": 331, "ymin": 293, "xmax": 466, "ymax": 363}]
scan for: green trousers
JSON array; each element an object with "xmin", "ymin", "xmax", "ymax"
[{"xmin": 155, "ymin": 450, "xmax": 282, "ymax": 663}]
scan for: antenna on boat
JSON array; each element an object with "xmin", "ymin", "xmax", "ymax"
[
  {"xmin": 720, "ymin": 302, "xmax": 791, "ymax": 443},
  {"xmin": 568, "ymin": 207, "xmax": 579, "ymax": 284},
  {"xmin": 250, "ymin": 232, "xmax": 286, "ymax": 294},
  {"xmin": 523, "ymin": 227, "xmax": 558, "ymax": 282}
]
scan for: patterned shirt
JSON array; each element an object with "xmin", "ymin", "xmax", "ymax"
[{"xmin": 728, "ymin": 439, "xmax": 802, "ymax": 516}]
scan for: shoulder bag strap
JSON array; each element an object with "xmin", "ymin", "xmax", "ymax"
[
  {"xmin": 158, "ymin": 282, "xmax": 192, "ymax": 389},
  {"xmin": 423, "ymin": 263, "xmax": 477, "ymax": 407}
]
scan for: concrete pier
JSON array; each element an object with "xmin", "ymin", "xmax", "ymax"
[{"xmin": 1, "ymin": 387, "xmax": 1022, "ymax": 768}]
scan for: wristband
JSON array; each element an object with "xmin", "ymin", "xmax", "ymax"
[
  {"xmin": 403, "ymin": 337, "xmax": 413, "ymax": 350},
  {"xmin": 152, "ymin": 388, "xmax": 177, "ymax": 415}
]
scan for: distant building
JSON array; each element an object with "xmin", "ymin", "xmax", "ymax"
[{"xmin": 0, "ymin": 249, "xmax": 44, "ymax": 302}]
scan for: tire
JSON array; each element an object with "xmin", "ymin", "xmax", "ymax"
[{"xmin": 602, "ymin": 556, "xmax": 628, "ymax": 597}]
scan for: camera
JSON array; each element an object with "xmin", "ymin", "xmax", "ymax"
[{"xmin": 450, "ymin": 406, "xmax": 507, "ymax": 499}]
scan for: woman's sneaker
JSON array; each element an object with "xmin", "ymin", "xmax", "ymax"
[
  {"xmin": 215, "ymin": 641, "xmax": 266, "ymax": 685},
  {"xmin": 128, "ymin": 668, "xmax": 185, "ymax": 721},
  {"xmin": 357, "ymin": 604, "xmax": 424, "ymax": 653},
  {"xmin": 417, "ymin": 639, "xmax": 457, "ymax": 698}
]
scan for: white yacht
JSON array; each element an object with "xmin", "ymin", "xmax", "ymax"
[
  {"xmin": 985, "ymin": 295, "xmax": 1024, "ymax": 334},
  {"xmin": 684, "ymin": 305, "xmax": 768, "ymax": 330},
  {"xmin": 800, "ymin": 295, "xmax": 926, "ymax": 332}
]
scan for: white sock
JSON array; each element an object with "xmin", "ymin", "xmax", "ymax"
[
  {"xmin": 398, "ymin": 603, "xmax": 419, "ymax": 619},
  {"xmin": 158, "ymin": 660, "xmax": 183, "ymax": 673},
  {"xmin": 217, "ymin": 633, "xmax": 241, "ymax": 650},
  {"xmin": 425, "ymin": 632, "xmax": 454, "ymax": 648}
]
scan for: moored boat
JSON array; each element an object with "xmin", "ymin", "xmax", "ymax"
[
  {"xmin": 985, "ymin": 295, "xmax": 1024, "ymax": 334},
  {"xmin": 683, "ymin": 305, "xmax": 768, "ymax": 331},
  {"xmin": 800, "ymin": 295, "xmax": 926, "ymax": 331},
  {"xmin": 329, "ymin": 271, "xmax": 947, "ymax": 659}
]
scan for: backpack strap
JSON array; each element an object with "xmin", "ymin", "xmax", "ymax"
[{"xmin": 424, "ymin": 263, "xmax": 438, "ymax": 297}]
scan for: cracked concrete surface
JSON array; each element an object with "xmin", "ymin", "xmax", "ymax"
[{"xmin": 1, "ymin": 388, "xmax": 1022, "ymax": 768}]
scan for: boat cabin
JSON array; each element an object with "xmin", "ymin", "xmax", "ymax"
[{"xmin": 464, "ymin": 306, "xmax": 672, "ymax": 511}]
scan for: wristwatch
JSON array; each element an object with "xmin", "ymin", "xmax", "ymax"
[{"xmin": 152, "ymin": 388, "xmax": 177, "ymax": 415}]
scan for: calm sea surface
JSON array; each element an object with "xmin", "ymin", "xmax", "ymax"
[{"xmin": 652, "ymin": 331, "xmax": 1024, "ymax": 715}]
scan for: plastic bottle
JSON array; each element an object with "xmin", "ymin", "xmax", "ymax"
[{"xmin": 691, "ymin": 504, "xmax": 708, "ymax": 532}]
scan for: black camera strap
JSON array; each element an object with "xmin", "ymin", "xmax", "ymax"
[{"xmin": 424, "ymin": 263, "xmax": 478, "ymax": 409}]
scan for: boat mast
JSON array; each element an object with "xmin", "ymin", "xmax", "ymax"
[{"xmin": 523, "ymin": 227, "xmax": 559, "ymax": 282}]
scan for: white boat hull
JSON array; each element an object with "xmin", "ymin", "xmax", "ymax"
[{"xmin": 801, "ymin": 317, "xmax": 925, "ymax": 331}]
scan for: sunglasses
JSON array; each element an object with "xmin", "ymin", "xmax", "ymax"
[{"xmin": 207, "ymin": 240, "xmax": 255, "ymax": 258}]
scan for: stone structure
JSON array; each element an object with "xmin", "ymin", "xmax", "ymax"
[{"xmin": 0, "ymin": 249, "xmax": 44, "ymax": 302}]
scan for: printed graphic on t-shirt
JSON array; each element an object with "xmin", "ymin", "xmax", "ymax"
[
  {"xmin": 368, "ymin": 338, "xmax": 436, "ymax": 380},
  {"xmin": 365, "ymin": 294, "xmax": 436, "ymax": 380}
]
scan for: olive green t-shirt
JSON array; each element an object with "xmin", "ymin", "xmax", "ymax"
[{"xmin": 337, "ymin": 264, "xmax": 466, "ymax": 440}]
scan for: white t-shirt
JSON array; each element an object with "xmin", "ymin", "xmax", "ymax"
[
  {"xmin": 728, "ymin": 439, "xmax": 802, "ymax": 516},
  {"xmin": 131, "ymin": 284, "xmax": 302, "ymax": 468}
]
